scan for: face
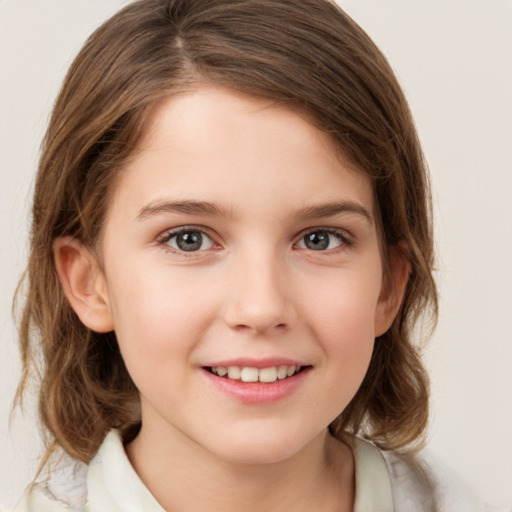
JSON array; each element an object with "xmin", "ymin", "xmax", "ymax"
[{"xmin": 92, "ymin": 87, "xmax": 398, "ymax": 465}]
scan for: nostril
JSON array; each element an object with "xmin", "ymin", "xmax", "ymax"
[{"xmin": 231, "ymin": 321, "xmax": 289, "ymax": 333}]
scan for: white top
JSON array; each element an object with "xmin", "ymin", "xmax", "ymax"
[{"xmin": 4, "ymin": 430, "xmax": 486, "ymax": 512}]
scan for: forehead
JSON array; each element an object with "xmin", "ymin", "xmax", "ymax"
[{"xmin": 108, "ymin": 86, "xmax": 375, "ymax": 224}]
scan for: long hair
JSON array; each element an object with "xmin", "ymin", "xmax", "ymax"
[{"xmin": 16, "ymin": 0, "xmax": 437, "ymax": 464}]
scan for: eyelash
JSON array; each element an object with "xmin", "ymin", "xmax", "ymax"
[
  {"xmin": 156, "ymin": 226, "xmax": 352, "ymax": 255},
  {"xmin": 296, "ymin": 228, "xmax": 352, "ymax": 253},
  {"xmin": 157, "ymin": 226, "xmax": 218, "ymax": 255}
]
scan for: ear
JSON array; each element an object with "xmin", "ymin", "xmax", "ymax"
[
  {"xmin": 54, "ymin": 237, "xmax": 114, "ymax": 333},
  {"xmin": 374, "ymin": 245, "xmax": 410, "ymax": 337}
]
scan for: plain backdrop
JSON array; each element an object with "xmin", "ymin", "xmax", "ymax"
[{"xmin": 1, "ymin": 0, "xmax": 511, "ymax": 509}]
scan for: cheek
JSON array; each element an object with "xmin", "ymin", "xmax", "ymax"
[
  {"xmin": 105, "ymin": 264, "xmax": 219, "ymax": 362},
  {"xmin": 303, "ymin": 262, "xmax": 383, "ymax": 341},
  {"xmin": 300, "ymin": 263, "xmax": 382, "ymax": 391}
]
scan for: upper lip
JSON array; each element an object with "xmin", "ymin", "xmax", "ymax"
[{"xmin": 203, "ymin": 358, "xmax": 309, "ymax": 369}]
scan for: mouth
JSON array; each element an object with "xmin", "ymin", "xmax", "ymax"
[
  {"xmin": 204, "ymin": 365, "xmax": 308, "ymax": 383},
  {"xmin": 202, "ymin": 362, "xmax": 311, "ymax": 403}
]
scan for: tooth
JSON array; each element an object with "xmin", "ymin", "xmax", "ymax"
[
  {"xmin": 240, "ymin": 367, "xmax": 259, "ymax": 383},
  {"xmin": 216, "ymin": 366, "xmax": 227, "ymax": 377},
  {"xmin": 259, "ymin": 367, "xmax": 278, "ymax": 383},
  {"xmin": 227, "ymin": 366, "xmax": 241, "ymax": 380},
  {"xmin": 277, "ymin": 366, "xmax": 288, "ymax": 379},
  {"xmin": 286, "ymin": 365, "xmax": 297, "ymax": 377}
]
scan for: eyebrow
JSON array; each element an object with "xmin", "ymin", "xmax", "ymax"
[
  {"xmin": 296, "ymin": 201, "xmax": 372, "ymax": 223},
  {"xmin": 136, "ymin": 200, "xmax": 233, "ymax": 221},
  {"xmin": 136, "ymin": 199, "xmax": 372, "ymax": 223}
]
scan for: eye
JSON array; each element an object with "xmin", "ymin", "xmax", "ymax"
[
  {"xmin": 297, "ymin": 229, "xmax": 347, "ymax": 251},
  {"xmin": 162, "ymin": 229, "xmax": 214, "ymax": 252}
]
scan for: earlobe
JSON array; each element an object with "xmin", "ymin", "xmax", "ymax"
[
  {"xmin": 54, "ymin": 237, "xmax": 114, "ymax": 333},
  {"xmin": 374, "ymin": 246, "xmax": 410, "ymax": 337}
]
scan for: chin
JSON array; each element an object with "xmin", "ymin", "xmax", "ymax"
[
  {"xmin": 219, "ymin": 448, "xmax": 298, "ymax": 466},
  {"xmin": 207, "ymin": 428, "xmax": 321, "ymax": 466}
]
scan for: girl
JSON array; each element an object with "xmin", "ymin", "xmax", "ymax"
[{"xmin": 6, "ymin": 0, "xmax": 479, "ymax": 510}]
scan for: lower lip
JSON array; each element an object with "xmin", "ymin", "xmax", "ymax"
[{"xmin": 201, "ymin": 368, "xmax": 311, "ymax": 404}]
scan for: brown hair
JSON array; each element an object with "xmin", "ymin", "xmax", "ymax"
[{"xmin": 17, "ymin": 0, "xmax": 437, "ymax": 465}]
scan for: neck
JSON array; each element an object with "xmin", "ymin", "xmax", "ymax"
[{"xmin": 125, "ymin": 421, "xmax": 355, "ymax": 512}]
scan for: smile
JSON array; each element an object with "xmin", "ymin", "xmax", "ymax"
[
  {"xmin": 202, "ymin": 362, "xmax": 311, "ymax": 403},
  {"xmin": 208, "ymin": 365, "xmax": 302, "ymax": 383}
]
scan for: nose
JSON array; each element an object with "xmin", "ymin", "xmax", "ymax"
[{"xmin": 223, "ymin": 251, "xmax": 297, "ymax": 335}]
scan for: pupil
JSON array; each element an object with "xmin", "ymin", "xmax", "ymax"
[
  {"xmin": 177, "ymin": 231, "xmax": 202, "ymax": 251},
  {"xmin": 305, "ymin": 232, "xmax": 329, "ymax": 250}
]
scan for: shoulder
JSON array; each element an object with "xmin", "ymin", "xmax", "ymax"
[
  {"xmin": 349, "ymin": 435, "xmax": 489, "ymax": 512},
  {"xmin": 382, "ymin": 448, "xmax": 486, "ymax": 512},
  {"xmin": 8, "ymin": 430, "xmax": 165, "ymax": 512},
  {"xmin": 8, "ymin": 459, "xmax": 87, "ymax": 512}
]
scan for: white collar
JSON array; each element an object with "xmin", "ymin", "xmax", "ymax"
[
  {"xmin": 350, "ymin": 436, "xmax": 394, "ymax": 512},
  {"xmin": 85, "ymin": 430, "xmax": 394, "ymax": 511}
]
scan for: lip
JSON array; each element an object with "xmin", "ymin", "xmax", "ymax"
[{"xmin": 201, "ymin": 363, "xmax": 311, "ymax": 404}]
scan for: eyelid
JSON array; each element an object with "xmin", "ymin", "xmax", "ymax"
[
  {"xmin": 157, "ymin": 225, "xmax": 221, "ymax": 253},
  {"xmin": 294, "ymin": 227, "xmax": 353, "ymax": 251},
  {"xmin": 155, "ymin": 225, "xmax": 353, "ymax": 255}
]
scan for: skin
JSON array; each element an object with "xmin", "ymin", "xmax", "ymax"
[{"xmin": 55, "ymin": 86, "xmax": 408, "ymax": 512}]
